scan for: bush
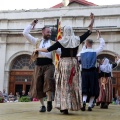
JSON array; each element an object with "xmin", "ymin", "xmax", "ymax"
[
  {"xmin": 0, "ymin": 97, "xmax": 4, "ymax": 103},
  {"xmin": 19, "ymin": 96, "xmax": 31, "ymax": 102}
]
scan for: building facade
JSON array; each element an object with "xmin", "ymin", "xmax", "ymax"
[{"xmin": 0, "ymin": 5, "xmax": 120, "ymax": 97}]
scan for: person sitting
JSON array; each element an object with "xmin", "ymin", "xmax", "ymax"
[
  {"xmin": 15, "ymin": 92, "xmax": 20, "ymax": 102},
  {"xmin": 27, "ymin": 92, "xmax": 32, "ymax": 101},
  {"xmin": 20, "ymin": 90, "xmax": 27, "ymax": 98},
  {"xmin": 8, "ymin": 92, "xmax": 15, "ymax": 102},
  {"xmin": 2, "ymin": 89, "xmax": 8, "ymax": 102},
  {"xmin": 0, "ymin": 91, "xmax": 4, "ymax": 103},
  {"xmin": 33, "ymin": 98, "xmax": 39, "ymax": 102}
]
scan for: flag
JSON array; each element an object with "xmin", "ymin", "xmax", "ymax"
[{"xmin": 55, "ymin": 18, "xmax": 62, "ymax": 68}]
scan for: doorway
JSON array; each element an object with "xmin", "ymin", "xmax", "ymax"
[
  {"xmin": 26, "ymin": 85, "xmax": 31, "ymax": 95},
  {"xmin": 15, "ymin": 84, "xmax": 23, "ymax": 95},
  {"xmin": 9, "ymin": 55, "xmax": 35, "ymax": 95}
]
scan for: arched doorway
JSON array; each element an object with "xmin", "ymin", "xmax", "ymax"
[
  {"xmin": 9, "ymin": 54, "xmax": 35, "ymax": 95},
  {"xmin": 98, "ymin": 54, "xmax": 120, "ymax": 97}
]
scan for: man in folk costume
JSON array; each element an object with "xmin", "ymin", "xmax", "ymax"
[
  {"xmin": 96, "ymin": 57, "xmax": 120, "ymax": 109},
  {"xmin": 23, "ymin": 20, "xmax": 61, "ymax": 112},
  {"xmin": 77, "ymin": 31, "xmax": 105, "ymax": 111},
  {"xmin": 34, "ymin": 13, "xmax": 94, "ymax": 114}
]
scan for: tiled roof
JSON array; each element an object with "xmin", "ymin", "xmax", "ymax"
[{"xmin": 51, "ymin": 0, "xmax": 96, "ymax": 8}]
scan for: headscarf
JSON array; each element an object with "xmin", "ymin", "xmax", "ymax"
[
  {"xmin": 100, "ymin": 58, "xmax": 112, "ymax": 73},
  {"xmin": 58, "ymin": 25, "xmax": 80, "ymax": 48}
]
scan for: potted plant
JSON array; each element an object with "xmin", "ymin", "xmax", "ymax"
[{"xmin": 19, "ymin": 96, "xmax": 31, "ymax": 102}]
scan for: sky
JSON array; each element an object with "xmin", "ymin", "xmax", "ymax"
[{"xmin": 0, "ymin": 0, "xmax": 120, "ymax": 10}]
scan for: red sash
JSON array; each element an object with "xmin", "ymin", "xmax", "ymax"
[{"xmin": 68, "ymin": 66, "xmax": 76, "ymax": 86}]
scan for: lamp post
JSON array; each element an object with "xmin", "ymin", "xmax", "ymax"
[{"xmin": 45, "ymin": 19, "xmax": 59, "ymax": 41}]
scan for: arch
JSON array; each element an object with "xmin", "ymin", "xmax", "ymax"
[
  {"xmin": 98, "ymin": 50, "xmax": 118, "ymax": 57},
  {"xmin": 5, "ymin": 51, "xmax": 32, "ymax": 71},
  {"xmin": 11, "ymin": 54, "xmax": 35, "ymax": 70}
]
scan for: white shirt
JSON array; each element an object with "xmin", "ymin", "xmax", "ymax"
[
  {"xmin": 77, "ymin": 38, "xmax": 105, "ymax": 58},
  {"xmin": 23, "ymin": 24, "xmax": 61, "ymax": 59}
]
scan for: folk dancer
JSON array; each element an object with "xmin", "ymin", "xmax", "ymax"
[
  {"xmin": 23, "ymin": 20, "xmax": 61, "ymax": 112},
  {"xmin": 34, "ymin": 13, "xmax": 95, "ymax": 114},
  {"xmin": 77, "ymin": 30, "xmax": 105, "ymax": 111}
]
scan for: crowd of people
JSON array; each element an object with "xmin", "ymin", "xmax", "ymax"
[
  {"xmin": 1, "ymin": 12, "xmax": 120, "ymax": 115},
  {"xmin": 0, "ymin": 89, "xmax": 36, "ymax": 103}
]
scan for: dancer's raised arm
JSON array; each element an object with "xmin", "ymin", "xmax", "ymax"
[
  {"xmin": 80, "ymin": 13, "xmax": 94, "ymax": 44},
  {"xmin": 23, "ymin": 19, "xmax": 38, "ymax": 45}
]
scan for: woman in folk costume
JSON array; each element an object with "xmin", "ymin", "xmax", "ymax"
[
  {"xmin": 96, "ymin": 57, "xmax": 120, "ymax": 109},
  {"xmin": 34, "ymin": 13, "xmax": 94, "ymax": 114}
]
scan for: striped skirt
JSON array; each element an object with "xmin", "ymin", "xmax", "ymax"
[
  {"xmin": 54, "ymin": 58, "xmax": 83, "ymax": 111},
  {"xmin": 96, "ymin": 77, "xmax": 113, "ymax": 104}
]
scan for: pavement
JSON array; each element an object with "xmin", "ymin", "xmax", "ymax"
[{"xmin": 0, "ymin": 102, "xmax": 120, "ymax": 120}]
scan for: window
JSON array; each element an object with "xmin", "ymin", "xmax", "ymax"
[
  {"xmin": 11, "ymin": 55, "xmax": 35, "ymax": 70},
  {"xmin": 15, "ymin": 75, "xmax": 32, "ymax": 82}
]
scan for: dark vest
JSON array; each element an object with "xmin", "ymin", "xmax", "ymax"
[{"xmin": 81, "ymin": 52, "xmax": 96, "ymax": 69}]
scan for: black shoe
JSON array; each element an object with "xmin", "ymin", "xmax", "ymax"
[
  {"xmin": 103, "ymin": 103, "xmax": 108, "ymax": 109},
  {"xmin": 81, "ymin": 101, "xmax": 86, "ymax": 111},
  {"xmin": 88, "ymin": 107, "xmax": 92, "ymax": 111},
  {"xmin": 63, "ymin": 110, "xmax": 68, "ymax": 114},
  {"xmin": 100, "ymin": 102, "xmax": 105, "ymax": 109},
  {"xmin": 47, "ymin": 101, "xmax": 52, "ymax": 112},
  {"xmin": 96, "ymin": 102, "xmax": 100, "ymax": 106},
  {"xmin": 39, "ymin": 106, "xmax": 46, "ymax": 112},
  {"xmin": 91, "ymin": 103, "xmax": 95, "ymax": 108},
  {"xmin": 60, "ymin": 110, "xmax": 64, "ymax": 113}
]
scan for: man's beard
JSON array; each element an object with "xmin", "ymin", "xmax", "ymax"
[{"xmin": 44, "ymin": 35, "xmax": 51, "ymax": 40}]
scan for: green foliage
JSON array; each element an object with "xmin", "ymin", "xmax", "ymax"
[
  {"xmin": 19, "ymin": 96, "xmax": 31, "ymax": 102},
  {"xmin": 0, "ymin": 97, "xmax": 4, "ymax": 103}
]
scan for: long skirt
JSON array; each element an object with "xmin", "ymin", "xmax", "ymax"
[
  {"xmin": 96, "ymin": 77, "xmax": 113, "ymax": 104},
  {"xmin": 54, "ymin": 58, "xmax": 83, "ymax": 111}
]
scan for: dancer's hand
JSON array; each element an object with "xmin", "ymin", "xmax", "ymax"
[
  {"xmin": 88, "ymin": 13, "xmax": 94, "ymax": 31},
  {"xmin": 90, "ymin": 13, "xmax": 94, "ymax": 20},
  {"xmin": 31, "ymin": 19, "xmax": 38, "ymax": 29},
  {"xmin": 96, "ymin": 30, "xmax": 101, "ymax": 39},
  {"xmin": 34, "ymin": 48, "xmax": 40, "ymax": 53},
  {"xmin": 115, "ymin": 55, "xmax": 120, "ymax": 61}
]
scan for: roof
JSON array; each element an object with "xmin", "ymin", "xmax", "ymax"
[{"xmin": 51, "ymin": 0, "xmax": 97, "ymax": 8}]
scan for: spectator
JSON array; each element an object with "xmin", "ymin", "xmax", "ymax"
[
  {"xmin": 15, "ymin": 92, "xmax": 20, "ymax": 102},
  {"xmin": 33, "ymin": 98, "xmax": 39, "ymax": 102},
  {"xmin": 114, "ymin": 94, "xmax": 118, "ymax": 103},
  {"xmin": 2, "ymin": 89, "xmax": 8, "ymax": 102},
  {"xmin": 27, "ymin": 92, "xmax": 32, "ymax": 101},
  {"xmin": 8, "ymin": 92, "xmax": 15, "ymax": 102},
  {"xmin": 0, "ymin": 91, "xmax": 4, "ymax": 103},
  {"xmin": 116, "ymin": 95, "xmax": 120, "ymax": 105},
  {"xmin": 20, "ymin": 90, "xmax": 27, "ymax": 98}
]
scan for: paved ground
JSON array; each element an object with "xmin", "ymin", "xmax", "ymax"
[{"xmin": 0, "ymin": 102, "xmax": 120, "ymax": 120}]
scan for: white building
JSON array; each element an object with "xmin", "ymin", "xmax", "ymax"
[{"xmin": 0, "ymin": 3, "xmax": 120, "ymax": 97}]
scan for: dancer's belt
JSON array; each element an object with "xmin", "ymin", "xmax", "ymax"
[
  {"xmin": 99, "ymin": 72, "xmax": 111, "ymax": 77},
  {"xmin": 82, "ymin": 67, "xmax": 96, "ymax": 72},
  {"xmin": 36, "ymin": 58, "xmax": 52, "ymax": 66}
]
